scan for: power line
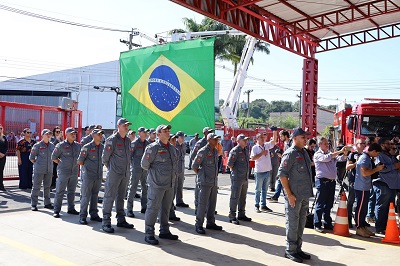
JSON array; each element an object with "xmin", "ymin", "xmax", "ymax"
[{"xmin": 0, "ymin": 3, "xmax": 131, "ymax": 32}]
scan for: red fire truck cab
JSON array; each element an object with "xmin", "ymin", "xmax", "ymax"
[{"xmin": 333, "ymin": 98, "xmax": 400, "ymax": 145}]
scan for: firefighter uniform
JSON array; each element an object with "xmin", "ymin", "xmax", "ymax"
[
  {"xmin": 102, "ymin": 132, "xmax": 131, "ymax": 227},
  {"xmin": 175, "ymin": 136, "xmax": 186, "ymax": 205},
  {"xmin": 277, "ymin": 143, "xmax": 313, "ymax": 257},
  {"xmin": 127, "ymin": 136, "xmax": 150, "ymax": 214},
  {"xmin": 193, "ymin": 143, "xmax": 219, "ymax": 229},
  {"xmin": 78, "ymin": 139, "xmax": 104, "ymax": 220},
  {"xmin": 30, "ymin": 133, "xmax": 55, "ymax": 208},
  {"xmin": 80, "ymin": 134, "xmax": 93, "ymax": 146},
  {"xmin": 190, "ymin": 128, "xmax": 212, "ymax": 211},
  {"xmin": 52, "ymin": 134, "xmax": 81, "ymax": 215},
  {"xmin": 141, "ymin": 139, "xmax": 177, "ymax": 239},
  {"xmin": 228, "ymin": 140, "xmax": 250, "ymax": 221}
]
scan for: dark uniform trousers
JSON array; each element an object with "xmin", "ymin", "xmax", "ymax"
[
  {"xmin": 175, "ymin": 172, "xmax": 185, "ymax": 204},
  {"xmin": 191, "ymin": 138, "xmax": 207, "ymax": 210},
  {"xmin": 196, "ymin": 185, "xmax": 218, "ymax": 226},
  {"xmin": 127, "ymin": 168, "xmax": 148, "ymax": 211},
  {"xmin": 102, "ymin": 173, "xmax": 129, "ymax": 225},
  {"xmin": 285, "ymin": 197, "xmax": 309, "ymax": 253},
  {"xmin": 146, "ymin": 186, "xmax": 174, "ymax": 237},
  {"xmin": 80, "ymin": 175, "xmax": 102, "ymax": 218},
  {"xmin": 31, "ymin": 172, "xmax": 52, "ymax": 206},
  {"xmin": 229, "ymin": 179, "xmax": 248, "ymax": 218},
  {"xmin": 169, "ymin": 174, "xmax": 179, "ymax": 218},
  {"xmin": 54, "ymin": 174, "xmax": 79, "ymax": 213}
]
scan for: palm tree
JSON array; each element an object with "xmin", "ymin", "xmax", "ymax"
[{"xmin": 173, "ymin": 17, "xmax": 270, "ymax": 74}]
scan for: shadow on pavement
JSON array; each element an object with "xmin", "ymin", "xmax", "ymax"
[{"xmin": 160, "ymin": 240, "xmax": 266, "ymax": 266}]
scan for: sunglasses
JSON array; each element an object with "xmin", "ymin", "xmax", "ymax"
[
  {"xmin": 55, "ymin": 131, "xmax": 60, "ymax": 133},
  {"xmin": 26, "ymin": 132, "xmax": 32, "ymax": 134}
]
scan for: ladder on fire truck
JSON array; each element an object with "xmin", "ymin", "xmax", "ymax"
[
  {"xmin": 127, "ymin": 29, "xmax": 258, "ymax": 129},
  {"xmin": 170, "ymin": 30, "xmax": 258, "ymax": 129}
]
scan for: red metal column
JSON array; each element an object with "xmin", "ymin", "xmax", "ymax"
[
  {"xmin": 0, "ymin": 105, "xmax": 5, "ymax": 126},
  {"xmin": 39, "ymin": 108, "xmax": 45, "ymax": 140},
  {"xmin": 302, "ymin": 58, "xmax": 318, "ymax": 137}
]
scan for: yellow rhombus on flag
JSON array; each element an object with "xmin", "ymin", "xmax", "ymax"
[{"xmin": 129, "ymin": 55, "xmax": 205, "ymax": 122}]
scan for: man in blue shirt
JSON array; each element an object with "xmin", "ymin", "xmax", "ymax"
[
  {"xmin": 374, "ymin": 138, "xmax": 400, "ymax": 234},
  {"xmin": 313, "ymin": 137, "xmax": 348, "ymax": 233},
  {"xmin": 354, "ymin": 143, "xmax": 384, "ymax": 237},
  {"xmin": 345, "ymin": 139, "xmax": 366, "ymax": 228}
]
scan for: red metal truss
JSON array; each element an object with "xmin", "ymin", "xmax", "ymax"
[
  {"xmin": 302, "ymin": 59, "xmax": 318, "ymax": 137},
  {"xmin": 288, "ymin": 0, "xmax": 400, "ymax": 36},
  {"xmin": 317, "ymin": 22, "xmax": 400, "ymax": 52},
  {"xmin": 170, "ymin": 0, "xmax": 318, "ymax": 58}
]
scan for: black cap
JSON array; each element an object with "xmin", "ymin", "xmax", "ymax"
[
  {"xmin": 236, "ymin": 134, "xmax": 249, "ymax": 141},
  {"xmin": 176, "ymin": 131, "xmax": 185, "ymax": 137},
  {"xmin": 291, "ymin": 128, "xmax": 311, "ymax": 137},
  {"xmin": 117, "ymin": 118, "xmax": 132, "ymax": 125},
  {"xmin": 138, "ymin": 127, "xmax": 149, "ymax": 133},
  {"xmin": 65, "ymin": 127, "xmax": 77, "ymax": 134},
  {"xmin": 156, "ymin": 124, "xmax": 172, "ymax": 133},
  {"xmin": 92, "ymin": 129, "xmax": 104, "ymax": 135}
]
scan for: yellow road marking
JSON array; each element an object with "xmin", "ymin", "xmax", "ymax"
[{"xmin": 0, "ymin": 235, "xmax": 79, "ymax": 265}]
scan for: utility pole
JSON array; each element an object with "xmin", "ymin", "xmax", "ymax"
[
  {"xmin": 243, "ymin": 89, "xmax": 253, "ymax": 118},
  {"xmin": 128, "ymin": 28, "xmax": 134, "ymax": 50}
]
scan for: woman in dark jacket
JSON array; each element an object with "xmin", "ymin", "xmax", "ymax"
[{"xmin": 0, "ymin": 125, "xmax": 8, "ymax": 191}]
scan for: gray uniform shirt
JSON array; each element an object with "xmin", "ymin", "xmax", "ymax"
[
  {"xmin": 30, "ymin": 141, "xmax": 55, "ymax": 174},
  {"xmin": 277, "ymin": 145, "xmax": 313, "ymax": 199},
  {"xmin": 190, "ymin": 137, "xmax": 207, "ymax": 160},
  {"xmin": 228, "ymin": 145, "xmax": 250, "ymax": 181},
  {"xmin": 189, "ymin": 137, "xmax": 199, "ymax": 151},
  {"xmin": 141, "ymin": 140, "xmax": 177, "ymax": 189},
  {"xmin": 78, "ymin": 141, "xmax": 104, "ymax": 179},
  {"xmin": 51, "ymin": 140, "xmax": 81, "ymax": 175},
  {"xmin": 80, "ymin": 134, "xmax": 93, "ymax": 146},
  {"xmin": 131, "ymin": 138, "xmax": 150, "ymax": 170},
  {"xmin": 192, "ymin": 144, "xmax": 218, "ymax": 187},
  {"xmin": 176, "ymin": 142, "xmax": 186, "ymax": 174},
  {"xmin": 102, "ymin": 132, "xmax": 131, "ymax": 175}
]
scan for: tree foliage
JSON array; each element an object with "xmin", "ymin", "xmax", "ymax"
[{"xmin": 178, "ymin": 17, "xmax": 270, "ymax": 74}]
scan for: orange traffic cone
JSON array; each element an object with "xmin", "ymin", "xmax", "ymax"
[
  {"xmin": 333, "ymin": 192, "xmax": 351, "ymax": 237},
  {"xmin": 382, "ymin": 202, "xmax": 400, "ymax": 244}
]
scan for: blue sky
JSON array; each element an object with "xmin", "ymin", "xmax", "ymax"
[{"xmin": 1, "ymin": 0, "xmax": 399, "ymax": 107}]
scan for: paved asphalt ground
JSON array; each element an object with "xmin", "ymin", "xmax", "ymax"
[{"xmin": 1, "ymin": 155, "xmax": 400, "ymax": 265}]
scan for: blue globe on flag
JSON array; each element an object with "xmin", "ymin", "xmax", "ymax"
[{"xmin": 148, "ymin": 65, "xmax": 181, "ymax": 112}]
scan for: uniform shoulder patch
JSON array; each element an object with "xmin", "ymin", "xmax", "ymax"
[{"xmin": 105, "ymin": 140, "xmax": 113, "ymax": 146}]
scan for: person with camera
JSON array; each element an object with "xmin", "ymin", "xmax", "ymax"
[
  {"xmin": 354, "ymin": 143, "xmax": 384, "ymax": 237},
  {"xmin": 373, "ymin": 138, "xmax": 400, "ymax": 234},
  {"xmin": 313, "ymin": 137, "xmax": 349, "ymax": 233}
]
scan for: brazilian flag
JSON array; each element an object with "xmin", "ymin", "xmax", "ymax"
[{"xmin": 120, "ymin": 38, "xmax": 215, "ymax": 135}]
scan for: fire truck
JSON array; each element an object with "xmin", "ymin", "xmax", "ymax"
[{"xmin": 333, "ymin": 98, "xmax": 400, "ymax": 145}]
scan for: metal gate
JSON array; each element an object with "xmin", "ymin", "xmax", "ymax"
[{"xmin": 0, "ymin": 101, "xmax": 82, "ymax": 180}]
